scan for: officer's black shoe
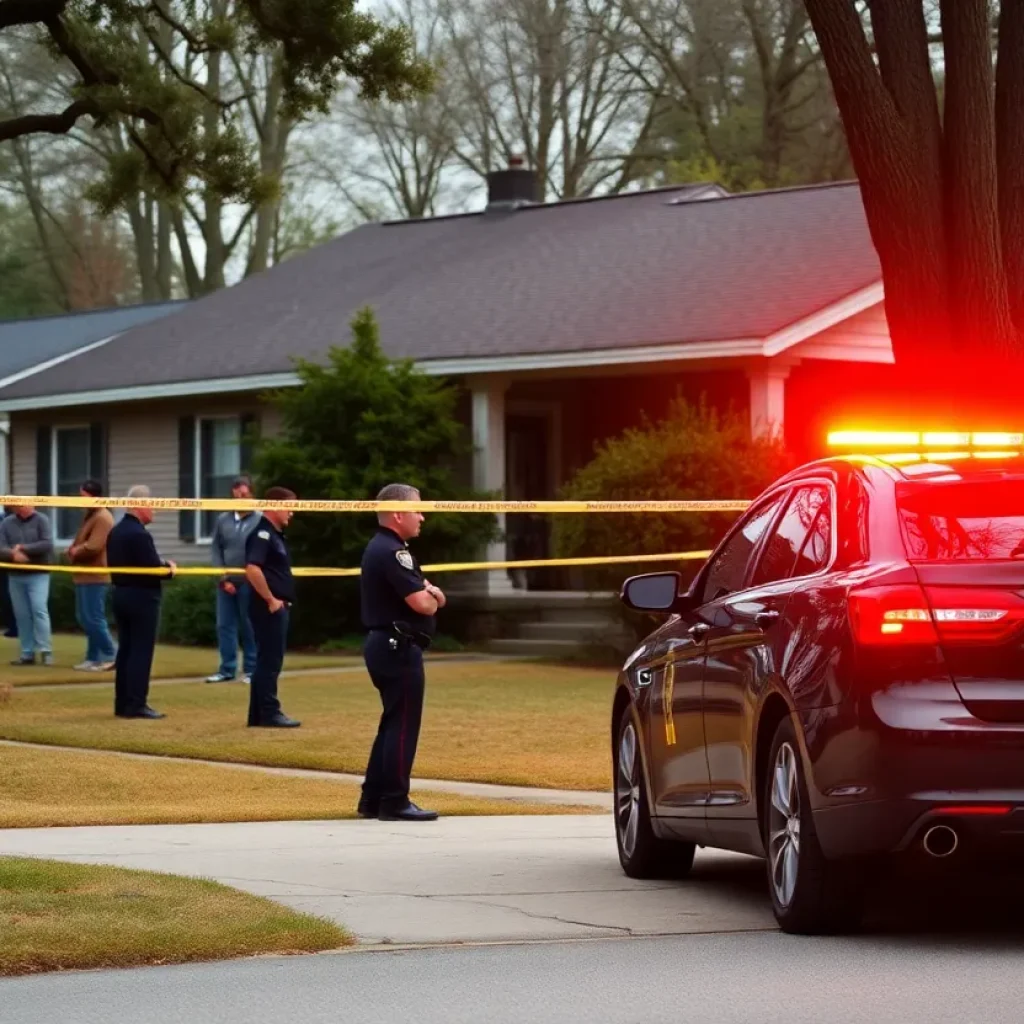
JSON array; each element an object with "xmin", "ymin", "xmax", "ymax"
[
  {"xmin": 378, "ymin": 802, "xmax": 439, "ymax": 822},
  {"xmin": 120, "ymin": 706, "xmax": 165, "ymax": 720},
  {"xmin": 253, "ymin": 713, "xmax": 301, "ymax": 728},
  {"xmin": 356, "ymin": 801, "xmax": 379, "ymax": 819}
]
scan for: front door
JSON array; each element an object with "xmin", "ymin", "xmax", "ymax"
[
  {"xmin": 506, "ymin": 412, "xmax": 556, "ymax": 589},
  {"xmin": 646, "ymin": 621, "xmax": 710, "ymax": 821}
]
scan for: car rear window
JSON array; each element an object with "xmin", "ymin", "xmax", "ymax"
[{"xmin": 897, "ymin": 478, "xmax": 1024, "ymax": 560}]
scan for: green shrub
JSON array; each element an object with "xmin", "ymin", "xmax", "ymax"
[
  {"xmin": 157, "ymin": 577, "xmax": 219, "ymax": 647},
  {"xmin": 252, "ymin": 307, "xmax": 498, "ymax": 643},
  {"xmin": 47, "ymin": 572, "xmax": 79, "ymax": 633},
  {"xmin": 552, "ymin": 397, "xmax": 794, "ymax": 644}
]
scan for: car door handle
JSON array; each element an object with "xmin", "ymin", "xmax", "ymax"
[
  {"xmin": 688, "ymin": 623, "xmax": 711, "ymax": 641},
  {"xmin": 755, "ymin": 610, "xmax": 780, "ymax": 630}
]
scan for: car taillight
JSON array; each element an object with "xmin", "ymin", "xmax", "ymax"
[{"xmin": 849, "ymin": 584, "xmax": 1024, "ymax": 645}]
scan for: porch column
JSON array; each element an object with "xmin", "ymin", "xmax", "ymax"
[
  {"xmin": 469, "ymin": 375, "xmax": 515, "ymax": 593},
  {"xmin": 747, "ymin": 365, "xmax": 789, "ymax": 440}
]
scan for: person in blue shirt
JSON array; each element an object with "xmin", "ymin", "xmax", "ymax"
[
  {"xmin": 358, "ymin": 482, "xmax": 446, "ymax": 822},
  {"xmin": 206, "ymin": 475, "xmax": 260, "ymax": 684},
  {"xmin": 106, "ymin": 485, "xmax": 175, "ymax": 719},
  {"xmin": 244, "ymin": 486, "xmax": 301, "ymax": 729}
]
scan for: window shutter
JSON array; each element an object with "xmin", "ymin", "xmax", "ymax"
[
  {"xmin": 178, "ymin": 416, "xmax": 196, "ymax": 542},
  {"xmin": 88, "ymin": 422, "xmax": 108, "ymax": 493},
  {"xmin": 35, "ymin": 425, "xmax": 53, "ymax": 532},
  {"xmin": 239, "ymin": 413, "xmax": 257, "ymax": 476}
]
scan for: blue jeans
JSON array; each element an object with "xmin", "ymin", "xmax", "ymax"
[
  {"xmin": 8, "ymin": 573, "xmax": 52, "ymax": 660},
  {"xmin": 75, "ymin": 583, "xmax": 117, "ymax": 663},
  {"xmin": 216, "ymin": 581, "xmax": 257, "ymax": 677}
]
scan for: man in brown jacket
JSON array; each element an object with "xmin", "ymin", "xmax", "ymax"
[{"xmin": 68, "ymin": 479, "xmax": 117, "ymax": 671}]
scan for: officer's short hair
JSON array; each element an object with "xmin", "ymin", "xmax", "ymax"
[
  {"xmin": 376, "ymin": 483, "xmax": 420, "ymax": 502},
  {"xmin": 264, "ymin": 486, "xmax": 296, "ymax": 501},
  {"xmin": 126, "ymin": 484, "xmax": 151, "ymax": 499},
  {"xmin": 376, "ymin": 483, "xmax": 420, "ymax": 524}
]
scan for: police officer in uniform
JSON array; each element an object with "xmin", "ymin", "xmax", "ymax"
[
  {"xmin": 244, "ymin": 486, "xmax": 301, "ymax": 728},
  {"xmin": 358, "ymin": 482, "xmax": 445, "ymax": 821}
]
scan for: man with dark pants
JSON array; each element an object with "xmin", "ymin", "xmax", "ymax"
[
  {"xmin": 107, "ymin": 485, "xmax": 175, "ymax": 719},
  {"xmin": 358, "ymin": 483, "xmax": 445, "ymax": 822},
  {"xmin": 244, "ymin": 486, "xmax": 300, "ymax": 728},
  {"xmin": 206, "ymin": 475, "xmax": 260, "ymax": 684}
]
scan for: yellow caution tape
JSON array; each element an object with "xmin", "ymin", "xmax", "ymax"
[
  {"xmin": 0, "ymin": 495, "xmax": 750, "ymax": 514},
  {"xmin": 0, "ymin": 550, "xmax": 712, "ymax": 579}
]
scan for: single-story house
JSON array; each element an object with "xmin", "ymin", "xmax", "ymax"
[
  {"xmin": 0, "ymin": 168, "xmax": 898, "ymax": 604},
  {"xmin": 0, "ymin": 300, "xmax": 185, "ymax": 503}
]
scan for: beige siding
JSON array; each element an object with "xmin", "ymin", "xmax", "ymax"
[{"xmin": 10, "ymin": 393, "xmax": 270, "ymax": 565}]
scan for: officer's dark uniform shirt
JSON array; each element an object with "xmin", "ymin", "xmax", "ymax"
[
  {"xmin": 360, "ymin": 527, "xmax": 435, "ymax": 636},
  {"xmin": 244, "ymin": 515, "xmax": 295, "ymax": 602},
  {"xmin": 107, "ymin": 514, "xmax": 167, "ymax": 590}
]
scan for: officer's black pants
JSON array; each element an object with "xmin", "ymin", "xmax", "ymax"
[
  {"xmin": 247, "ymin": 602, "xmax": 288, "ymax": 725},
  {"xmin": 112, "ymin": 587, "xmax": 160, "ymax": 715},
  {"xmin": 361, "ymin": 631, "xmax": 425, "ymax": 810}
]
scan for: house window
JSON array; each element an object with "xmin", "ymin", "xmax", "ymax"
[
  {"xmin": 53, "ymin": 427, "xmax": 90, "ymax": 541},
  {"xmin": 197, "ymin": 416, "xmax": 242, "ymax": 540},
  {"xmin": 46, "ymin": 425, "xmax": 106, "ymax": 543}
]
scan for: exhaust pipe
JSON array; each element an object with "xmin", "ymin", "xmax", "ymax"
[{"xmin": 922, "ymin": 824, "xmax": 959, "ymax": 858}]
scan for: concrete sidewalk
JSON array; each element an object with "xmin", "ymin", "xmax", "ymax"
[{"xmin": 0, "ymin": 817, "xmax": 775, "ymax": 945}]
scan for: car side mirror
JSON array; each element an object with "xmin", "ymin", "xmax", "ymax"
[{"xmin": 620, "ymin": 572, "xmax": 685, "ymax": 613}]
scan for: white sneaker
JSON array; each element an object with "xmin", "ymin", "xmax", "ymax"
[
  {"xmin": 73, "ymin": 661, "xmax": 95, "ymax": 671},
  {"xmin": 242, "ymin": 674, "xmax": 251, "ymax": 685}
]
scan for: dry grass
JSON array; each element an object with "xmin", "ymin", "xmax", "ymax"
[
  {"xmin": 0, "ymin": 856, "xmax": 349, "ymax": 976},
  {"xmin": 0, "ymin": 744, "xmax": 594, "ymax": 828},
  {"xmin": 0, "ymin": 661, "xmax": 614, "ymax": 791},
  {"xmin": 5, "ymin": 633, "xmax": 358, "ymax": 687}
]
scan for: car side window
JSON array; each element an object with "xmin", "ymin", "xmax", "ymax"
[
  {"xmin": 750, "ymin": 485, "xmax": 830, "ymax": 588},
  {"xmin": 793, "ymin": 496, "xmax": 832, "ymax": 577},
  {"xmin": 700, "ymin": 493, "xmax": 786, "ymax": 604}
]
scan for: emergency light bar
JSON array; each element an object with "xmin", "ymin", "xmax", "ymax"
[{"xmin": 827, "ymin": 430, "xmax": 1024, "ymax": 462}]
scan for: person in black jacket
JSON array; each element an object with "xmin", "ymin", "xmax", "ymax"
[{"xmin": 106, "ymin": 486, "xmax": 176, "ymax": 719}]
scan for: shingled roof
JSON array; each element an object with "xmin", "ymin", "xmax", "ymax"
[
  {"xmin": 0, "ymin": 181, "xmax": 880, "ymax": 405},
  {"xmin": 0, "ymin": 300, "xmax": 185, "ymax": 387}
]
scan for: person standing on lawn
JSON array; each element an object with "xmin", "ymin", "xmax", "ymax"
[
  {"xmin": 205, "ymin": 475, "xmax": 260, "ymax": 684},
  {"xmin": 0, "ymin": 505, "xmax": 17, "ymax": 639},
  {"xmin": 0, "ymin": 504, "xmax": 54, "ymax": 666},
  {"xmin": 244, "ymin": 486, "xmax": 301, "ymax": 729},
  {"xmin": 68, "ymin": 479, "xmax": 117, "ymax": 672},
  {"xmin": 357, "ymin": 483, "xmax": 444, "ymax": 822},
  {"xmin": 107, "ymin": 485, "xmax": 175, "ymax": 719}
]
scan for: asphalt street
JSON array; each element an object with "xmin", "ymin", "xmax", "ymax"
[{"xmin": 5, "ymin": 928, "xmax": 1024, "ymax": 1024}]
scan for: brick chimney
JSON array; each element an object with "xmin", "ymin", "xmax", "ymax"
[{"xmin": 486, "ymin": 156, "xmax": 539, "ymax": 210}]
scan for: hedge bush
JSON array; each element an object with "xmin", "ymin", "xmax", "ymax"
[{"xmin": 552, "ymin": 397, "xmax": 794, "ymax": 647}]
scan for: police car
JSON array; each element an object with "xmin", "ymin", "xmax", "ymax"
[{"xmin": 612, "ymin": 431, "xmax": 1024, "ymax": 934}]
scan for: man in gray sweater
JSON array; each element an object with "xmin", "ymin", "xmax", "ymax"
[
  {"xmin": 0, "ymin": 505, "xmax": 54, "ymax": 666},
  {"xmin": 206, "ymin": 476, "xmax": 261, "ymax": 683}
]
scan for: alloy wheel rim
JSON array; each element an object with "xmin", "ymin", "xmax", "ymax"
[
  {"xmin": 616, "ymin": 721, "xmax": 641, "ymax": 858},
  {"xmin": 768, "ymin": 742, "xmax": 801, "ymax": 908}
]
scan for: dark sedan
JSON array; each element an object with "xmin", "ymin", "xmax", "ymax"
[{"xmin": 612, "ymin": 443, "xmax": 1024, "ymax": 933}]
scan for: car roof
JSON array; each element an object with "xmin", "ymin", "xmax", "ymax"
[{"xmin": 778, "ymin": 454, "xmax": 1024, "ymax": 487}]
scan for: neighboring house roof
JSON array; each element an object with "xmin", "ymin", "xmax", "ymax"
[
  {"xmin": 0, "ymin": 181, "xmax": 882, "ymax": 410},
  {"xmin": 0, "ymin": 301, "xmax": 186, "ymax": 390}
]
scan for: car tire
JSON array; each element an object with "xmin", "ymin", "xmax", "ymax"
[
  {"xmin": 763, "ymin": 716, "xmax": 863, "ymax": 935},
  {"xmin": 615, "ymin": 705, "xmax": 696, "ymax": 880}
]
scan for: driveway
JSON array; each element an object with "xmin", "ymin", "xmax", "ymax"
[{"xmin": 0, "ymin": 815, "xmax": 774, "ymax": 944}]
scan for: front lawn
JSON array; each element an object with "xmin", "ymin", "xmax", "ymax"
[
  {"xmin": 0, "ymin": 857, "xmax": 348, "ymax": 976},
  {"xmin": 4, "ymin": 632, "xmax": 358, "ymax": 686},
  {"xmin": 0, "ymin": 743, "xmax": 595, "ymax": 827},
  {"xmin": 0, "ymin": 661, "xmax": 614, "ymax": 791}
]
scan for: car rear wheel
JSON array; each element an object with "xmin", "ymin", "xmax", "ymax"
[
  {"xmin": 764, "ymin": 717, "xmax": 863, "ymax": 934},
  {"xmin": 615, "ymin": 707, "xmax": 695, "ymax": 879}
]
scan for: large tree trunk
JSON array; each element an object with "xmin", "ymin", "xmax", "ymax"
[{"xmin": 806, "ymin": 0, "xmax": 1024, "ymax": 381}]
